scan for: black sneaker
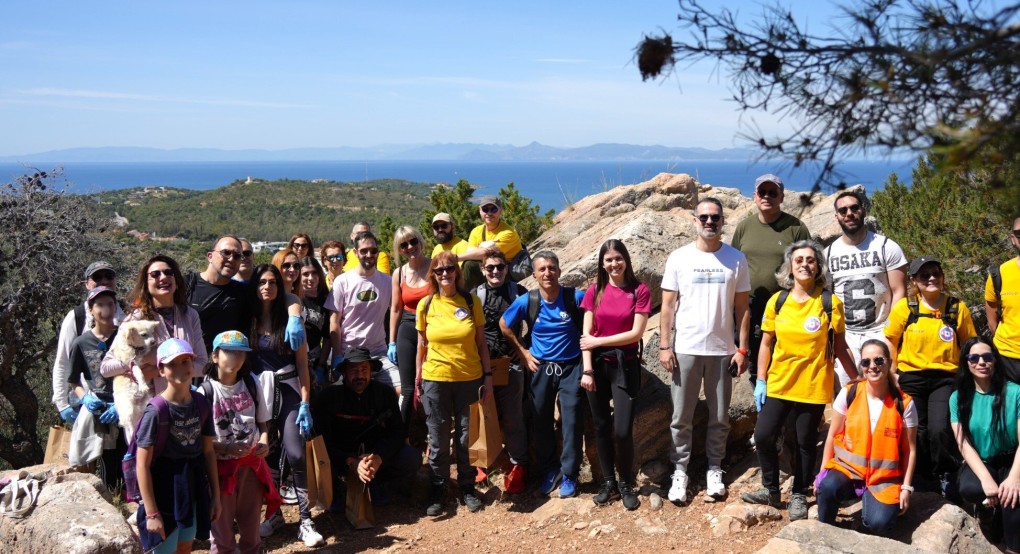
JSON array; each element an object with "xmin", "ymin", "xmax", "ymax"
[
  {"xmin": 740, "ymin": 488, "xmax": 781, "ymax": 507},
  {"xmin": 460, "ymin": 485, "xmax": 483, "ymax": 513},
  {"xmin": 619, "ymin": 482, "xmax": 640, "ymax": 511},
  {"xmin": 426, "ymin": 480, "xmax": 447, "ymax": 517},
  {"xmin": 788, "ymin": 493, "xmax": 808, "ymax": 521},
  {"xmin": 593, "ymin": 480, "xmax": 619, "ymax": 506}
]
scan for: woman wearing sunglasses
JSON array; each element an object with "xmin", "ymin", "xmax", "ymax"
[
  {"xmin": 952, "ymin": 337, "xmax": 1020, "ymax": 552},
  {"xmin": 389, "ymin": 225, "xmax": 431, "ymax": 428},
  {"xmin": 415, "ymin": 251, "xmax": 492, "ymax": 516},
  {"xmin": 885, "ymin": 256, "xmax": 976, "ymax": 490},
  {"xmin": 319, "ymin": 241, "xmax": 346, "ymax": 291},
  {"xmin": 101, "ymin": 254, "xmax": 208, "ymax": 384},
  {"xmin": 272, "ymin": 249, "xmax": 302, "ymax": 296},
  {"xmin": 287, "ymin": 233, "xmax": 314, "ymax": 263},
  {"xmin": 817, "ymin": 339, "xmax": 918, "ymax": 534}
]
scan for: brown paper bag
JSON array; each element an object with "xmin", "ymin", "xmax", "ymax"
[
  {"xmin": 490, "ymin": 357, "xmax": 511, "ymax": 387},
  {"xmin": 468, "ymin": 389, "xmax": 504, "ymax": 468},
  {"xmin": 44, "ymin": 425, "xmax": 72, "ymax": 465},
  {"xmin": 346, "ymin": 465, "xmax": 375, "ymax": 529},
  {"xmin": 305, "ymin": 437, "xmax": 333, "ymax": 510}
]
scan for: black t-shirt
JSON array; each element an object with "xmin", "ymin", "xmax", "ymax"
[
  {"xmin": 302, "ymin": 295, "xmax": 329, "ymax": 359},
  {"xmin": 69, "ymin": 328, "xmax": 119, "ymax": 402},
  {"xmin": 188, "ymin": 272, "xmax": 252, "ymax": 353},
  {"xmin": 479, "ymin": 282, "xmax": 526, "ymax": 358},
  {"xmin": 312, "ymin": 380, "xmax": 403, "ymax": 464}
]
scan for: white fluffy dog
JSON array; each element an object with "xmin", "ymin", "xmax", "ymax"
[{"xmin": 110, "ymin": 320, "xmax": 160, "ymax": 442}]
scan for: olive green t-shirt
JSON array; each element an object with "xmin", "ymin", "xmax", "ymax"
[{"xmin": 730, "ymin": 211, "xmax": 812, "ymax": 299}]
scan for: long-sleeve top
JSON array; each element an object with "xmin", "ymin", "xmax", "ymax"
[{"xmin": 100, "ymin": 305, "xmax": 208, "ymax": 388}]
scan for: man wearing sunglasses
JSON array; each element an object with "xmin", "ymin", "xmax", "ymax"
[
  {"xmin": 343, "ymin": 222, "xmax": 391, "ymax": 275},
  {"xmin": 660, "ymin": 198, "xmax": 751, "ymax": 503},
  {"xmin": 52, "ymin": 261, "xmax": 126, "ymax": 423},
  {"xmin": 430, "ymin": 212, "xmax": 468, "ymax": 259},
  {"xmin": 825, "ymin": 189, "xmax": 907, "ymax": 388},
  {"xmin": 731, "ymin": 174, "xmax": 811, "ymax": 384},
  {"xmin": 987, "ymin": 214, "xmax": 1020, "ymax": 383},
  {"xmin": 460, "ymin": 196, "xmax": 524, "ymax": 290},
  {"xmin": 231, "ymin": 238, "xmax": 256, "ymax": 284}
]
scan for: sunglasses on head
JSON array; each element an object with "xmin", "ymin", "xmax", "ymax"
[
  {"xmin": 837, "ymin": 204, "xmax": 862, "ymax": 216},
  {"xmin": 481, "ymin": 204, "xmax": 499, "ymax": 214},
  {"xmin": 756, "ymin": 188, "xmax": 779, "ymax": 198},
  {"xmin": 967, "ymin": 353, "xmax": 995, "ymax": 364},
  {"xmin": 435, "ymin": 266, "xmax": 457, "ymax": 275},
  {"xmin": 859, "ymin": 356, "xmax": 886, "ymax": 369},
  {"xmin": 432, "ymin": 222, "xmax": 450, "ymax": 231},
  {"xmin": 148, "ymin": 268, "xmax": 175, "ymax": 279},
  {"xmin": 217, "ymin": 249, "xmax": 243, "ymax": 260},
  {"xmin": 281, "ymin": 262, "xmax": 300, "ymax": 270},
  {"xmin": 484, "ymin": 263, "xmax": 506, "ymax": 272},
  {"xmin": 399, "ymin": 237, "xmax": 419, "ymax": 250},
  {"xmin": 327, "ymin": 254, "xmax": 344, "ymax": 262},
  {"xmin": 90, "ymin": 270, "xmax": 116, "ymax": 282},
  {"xmin": 698, "ymin": 213, "xmax": 722, "ymax": 223}
]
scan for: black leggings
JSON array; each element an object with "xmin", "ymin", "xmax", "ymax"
[
  {"xmin": 958, "ymin": 454, "xmax": 1020, "ymax": 552},
  {"xmin": 268, "ymin": 384, "xmax": 310, "ymax": 520},
  {"xmin": 396, "ymin": 311, "xmax": 417, "ymax": 428},
  {"xmin": 754, "ymin": 396, "xmax": 825, "ymax": 495},
  {"xmin": 586, "ymin": 353, "xmax": 640, "ymax": 484},
  {"xmin": 897, "ymin": 370, "xmax": 958, "ymax": 475}
]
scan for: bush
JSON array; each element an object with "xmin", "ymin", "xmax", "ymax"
[{"xmin": 419, "ymin": 179, "xmax": 554, "ymax": 250}]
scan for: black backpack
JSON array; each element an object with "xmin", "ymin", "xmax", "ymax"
[
  {"xmin": 898, "ymin": 295, "xmax": 960, "ymax": 348},
  {"xmin": 526, "ymin": 287, "xmax": 583, "ymax": 335},
  {"xmin": 989, "ymin": 264, "xmax": 1003, "ymax": 321}
]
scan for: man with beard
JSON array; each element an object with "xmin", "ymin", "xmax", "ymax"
[
  {"xmin": 660, "ymin": 198, "xmax": 750, "ymax": 504},
  {"xmin": 313, "ymin": 346, "xmax": 419, "ymax": 507},
  {"xmin": 430, "ymin": 213, "xmax": 468, "ymax": 259},
  {"xmin": 824, "ymin": 189, "xmax": 907, "ymax": 387},
  {"xmin": 343, "ymin": 222, "xmax": 392, "ymax": 274},
  {"xmin": 326, "ymin": 231, "xmax": 401, "ymax": 391}
]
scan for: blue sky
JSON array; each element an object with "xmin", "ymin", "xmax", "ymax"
[{"xmin": 0, "ymin": 1, "xmax": 852, "ymax": 155}]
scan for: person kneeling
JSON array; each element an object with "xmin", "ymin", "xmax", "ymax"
[{"xmin": 816, "ymin": 339, "xmax": 918, "ymax": 534}]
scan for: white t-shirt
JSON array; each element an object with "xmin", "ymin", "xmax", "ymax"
[
  {"xmin": 201, "ymin": 376, "xmax": 271, "ymax": 460},
  {"xmin": 833, "ymin": 386, "xmax": 918, "ymax": 432},
  {"xmin": 826, "ymin": 232, "xmax": 907, "ymax": 334},
  {"xmin": 662, "ymin": 242, "xmax": 751, "ymax": 356},
  {"xmin": 324, "ymin": 269, "xmax": 392, "ymax": 356}
]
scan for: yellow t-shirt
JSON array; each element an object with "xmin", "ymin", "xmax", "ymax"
[
  {"xmin": 987, "ymin": 259, "xmax": 1020, "ymax": 358},
  {"xmin": 415, "ymin": 292, "xmax": 485, "ymax": 382},
  {"xmin": 432, "ymin": 237, "xmax": 469, "ymax": 262},
  {"xmin": 885, "ymin": 296, "xmax": 977, "ymax": 372},
  {"xmin": 343, "ymin": 249, "xmax": 391, "ymax": 275},
  {"xmin": 761, "ymin": 289, "xmax": 845, "ymax": 405},
  {"xmin": 468, "ymin": 221, "xmax": 523, "ymax": 260}
]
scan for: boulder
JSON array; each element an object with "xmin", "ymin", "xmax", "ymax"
[
  {"xmin": 0, "ymin": 464, "xmax": 141, "ymax": 554},
  {"xmin": 757, "ymin": 520, "xmax": 929, "ymax": 553},
  {"xmin": 888, "ymin": 492, "xmax": 995, "ymax": 554}
]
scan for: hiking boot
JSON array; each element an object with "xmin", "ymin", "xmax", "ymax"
[
  {"xmin": 559, "ymin": 475, "xmax": 578, "ymax": 498},
  {"xmin": 259, "ymin": 510, "xmax": 285, "ymax": 538},
  {"xmin": 539, "ymin": 469, "xmax": 562, "ymax": 496},
  {"xmin": 298, "ymin": 518, "xmax": 324, "ymax": 547},
  {"xmin": 667, "ymin": 468, "xmax": 689, "ymax": 504},
  {"xmin": 706, "ymin": 466, "xmax": 726, "ymax": 501},
  {"xmin": 593, "ymin": 480, "xmax": 619, "ymax": 506},
  {"xmin": 620, "ymin": 482, "xmax": 640, "ymax": 511},
  {"xmin": 426, "ymin": 480, "xmax": 447, "ymax": 517},
  {"xmin": 788, "ymin": 493, "xmax": 808, "ymax": 521},
  {"xmin": 504, "ymin": 464, "xmax": 526, "ymax": 495},
  {"xmin": 460, "ymin": 485, "xmax": 484, "ymax": 513},
  {"xmin": 741, "ymin": 488, "xmax": 781, "ymax": 507}
]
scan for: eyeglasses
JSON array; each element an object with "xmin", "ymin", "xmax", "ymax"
[
  {"xmin": 432, "ymin": 223, "xmax": 450, "ymax": 231},
  {"xmin": 756, "ymin": 188, "xmax": 779, "ymax": 198},
  {"xmin": 484, "ymin": 263, "xmax": 506, "ymax": 272},
  {"xmin": 358, "ymin": 248, "xmax": 379, "ymax": 255},
  {"xmin": 435, "ymin": 266, "xmax": 457, "ymax": 275},
  {"xmin": 327, "ymin": 254, "xmax": 344, "ymax": 262},
  {"xmin": 291, "ymin": 242, "xmax": 309, "ymax": 249},
  {"xmin": 481, "ymin": 204, "xmax": 500, "ymax": 214},
  {"xmin": 148, "ymin": 268, "xmax": 175, "ymax": 279},
  {"xmin": 258, "ymin": 279, "xmax": 278, "ymax": 287},
  {"xmin": 281, "ymin": 262, "xmax": 300, "ymax": 270},
  {"xmin": 859, "ymin": 356, "xmax": 886, "ymax": 369},
  {"xmin": 967, "ymin": 353, "xmax": 995, "ymax": 364},
  {"xmin": 241, "ymin": 250, "xmax": 253, "ymax": 258},
  {"xmin": 837, "ymin": 204, "xmax": 862, "ymax": 216},
  {"xmin": 217, "ymin": 249, "xmax": 243, "ymax": 260},
  {"xmin": 399, "ymin": 237, "xmax": 419, "ymax": 250},
  {"xmin": 90, "ymin": 270, "xmax": 115, "ymax": 282},
  {"xmin": 697, "ymin": 213, "xmax": 722, "ymax": 223},
  {"xmin": 916, "ymin": 270, "xmax": 942, "ymax": 280}
]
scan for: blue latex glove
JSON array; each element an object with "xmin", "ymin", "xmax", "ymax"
[
  {"xmin": 331, "ymin": 354, "xmax": 345, "ymax": 370},
  {"xmin": 312, "ymin": 365, "xmax": 326, "ymax": 386},
  {"xmin": 82, "ymin": 393, "xmax": 106, "ymax": 414},
  {"xmin": 285, "ymin": 315, "xmax": 306, "ymax": 351},
  {"xmin": 296, "ymin": 401, "xmax": 313, "ymax": 437},
  {"xmin": 59, "ymin": 406, "xmax": 78, "ymax": 423},
  {"xmin": 99, "ymin": 403, "xmax": 119, "ymax": 424},
  {"xmin": 387, "ymin": 341, "xmax": 398, "ymax": 364},
  {"xmin": 753, "ymin": 379, "xmax": 767, "ymax": 412}
]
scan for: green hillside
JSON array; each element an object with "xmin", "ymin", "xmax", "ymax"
[{"xmin": 93, "ymin": 178, "xmax": 433, "ymax": 243}]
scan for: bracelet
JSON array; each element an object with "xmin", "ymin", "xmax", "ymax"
[
  {"xmin": 582, "ymin": 370, "xmax": 595, "ymax": 376},
  {"xmin": 660, "ymin": 347, "xmax": 671, "ymax": 351},
  {"xmin": 901, "ymin": 485, "xmax": 914, "ymax": 493},
  {"xmin": 146, "ymin": 512, "xmax": 161, "ymax": 520},
  {"xmin": 483, "ymin": 372, "xmax": 493, "ymax": 377},
  {"xmin": 737, "ymin": 348, "xmax": 748, "ymax": 356}
]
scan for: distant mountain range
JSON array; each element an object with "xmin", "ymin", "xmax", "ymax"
[{"xmin": 0, "ymin": 142, "xmax": 758, "ymax": 163}]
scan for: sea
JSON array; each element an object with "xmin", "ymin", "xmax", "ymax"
[{"xmin": 0, "ymin": 159, "xmax": 915, "ymax": 214}]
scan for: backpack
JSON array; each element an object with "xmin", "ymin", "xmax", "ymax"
[
  {"xmin": 121, "ymin": 393, "xmax": 212, "ymax": 503},
  {"xmin": 989, "ymin": 264, "xmax": 1003, "ymax": 321},
  {"xmin": 845, "ymin": 381, "xmax": 904, "ymax": 417},
  {"xmin": 774, "ymin": 289, "xmax": 834, "ymax": 360},
  {"xmin": 526, "ymin": 287, "xmax": 583, "ymax": 334},
  {"xmin": 74, "ymin": 304, "xmax": 87, "ymax": 336},
  {"xmin": 899, "ymin": 295, "xmax": 960, "ymax": 348}
]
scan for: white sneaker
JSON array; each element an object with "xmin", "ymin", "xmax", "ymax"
[
  {"xmin": 706, "ymin": 466, "xmax": 726, "ymax": 500},
  {"xmin": 298, "ymin": 518, "xmax": 324, "ymax": 547},
  {"xmin": 667, "ymin": 468, "xmax": 688, "ymax": 503},
  {"xmin": 259, "ymin": 510, "xmax": 285, "ymax": 538}
]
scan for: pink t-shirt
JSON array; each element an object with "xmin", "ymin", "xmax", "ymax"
[
  {"xmin": 324, "ymin": 270, "xmax": 392, "ymax": 355},
  {"xmin": 581, "ymin": 282, "xmax": 651, "ymax": 350}
]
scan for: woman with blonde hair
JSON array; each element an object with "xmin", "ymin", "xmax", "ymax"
[{"xmin": 389, "ymin": 225, "xmax": 431, "ymax": 428}]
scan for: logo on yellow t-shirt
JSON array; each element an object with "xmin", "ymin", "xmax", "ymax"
[
  {"xmin": 454, "ymin": 308, "xmax": 469, "ymax": 320},
  {"xmin": 939, "ymin": 326, "xmax": 955, "ymax": 343},
  {"xmin": 804, "ymin": 316, "xmax": 822, "ymax": 333}
]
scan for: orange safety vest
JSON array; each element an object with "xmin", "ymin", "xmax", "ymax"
[{"xmin": 825, "ymin": 385, "xmax": 913, "ymax": 504}]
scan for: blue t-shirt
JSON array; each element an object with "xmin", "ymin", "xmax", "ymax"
[
  {"xmin": 502, "ymin": 287, "xmax": 585, "ymax": 362},
  {"xmin": 950, "ymin": 380, "xmax": 1020, "ymax": 461}
]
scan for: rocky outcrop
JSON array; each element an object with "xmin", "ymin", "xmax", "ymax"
[
  {"xmin": 0, "ymin": 464, "xmax": 141, "ymax": 554},
  {"xmin": 758, "ymin": 520, "xmax": 930, "ymax": 553}
]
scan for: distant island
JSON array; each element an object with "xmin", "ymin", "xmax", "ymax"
[{"xmin": 0, "ymin": 142, "xmax": 759, "ymax": 163}]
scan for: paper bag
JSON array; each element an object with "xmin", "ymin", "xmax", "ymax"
[
  {"xmin": 468, "ymin": 388, "xmax": 504, "ymax": 468},
  {"xmin": 345, "ymin": 465, "xmax": 375, "ymax": 529},
  {"xmin": 490, "ymin": 357, "xmax": 510, "ymax": 387},
  {"xmin": 304, "ymin": 436, "xmax": 333, "ymax": 510},
  {"xmin": 44, "ymin": 425, "xmax": 72, "ymax": 465}
]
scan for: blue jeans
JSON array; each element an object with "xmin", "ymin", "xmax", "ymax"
[
  {"xmin": 816, "ymin": 469, "xmax": 899, "ymax": 535},
  {"xmin": 530, "ymin": 357, "xmax": 584, "ymax": 479}
]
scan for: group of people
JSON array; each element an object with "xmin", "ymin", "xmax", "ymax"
[{"xmin": 50, "ymin": 176, "xmax": 1020, "ymax": 552}]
